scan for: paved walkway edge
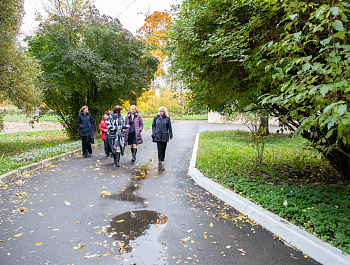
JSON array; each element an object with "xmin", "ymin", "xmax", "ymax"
[
  {"xmin": 0, "ymin": 143, "xmax": 103, "ymax": 186},
  {"xmin": 188, "ymin": 133, "xmax": 350, "ymax": 265}
]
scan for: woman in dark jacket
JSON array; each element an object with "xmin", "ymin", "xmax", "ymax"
[
  {"xmin": 107, "ymin": 105, "xmax": 129, "ymax": 167},
  {"xmin": 124, "ymin": 105, "xmax": 144, "ymax": 163},
  {"xmin": 77, "ymin": 106, "xmax": 94, "ymax": 158},
  {"xmin": 152, "ymin": 106, "xmax": 173, "ymax": 171}
]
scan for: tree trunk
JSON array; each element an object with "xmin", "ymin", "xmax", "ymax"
[{"xmin": 258, "ymin": 113, "xmax": 270, "ymax": 136}]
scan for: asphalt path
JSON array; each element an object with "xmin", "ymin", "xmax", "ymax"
[{"xmin": 0, "ymin": 121, "xmax": 318, "ymax": 264}]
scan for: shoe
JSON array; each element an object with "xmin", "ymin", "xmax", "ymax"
[
  {"xmin": 88, "ymin": 154, "xmax": 92, "ymax": 157},
  {"xmin": 158, "ymin": 163, "xmax": 165, "ymax": 171},
  {"xmin": 115, "ymin": 152, "xmax": 121, "ymax": 167},
  {"xmin": 83, "ymin": 155, "xmax": 88, "ymax": 158}
]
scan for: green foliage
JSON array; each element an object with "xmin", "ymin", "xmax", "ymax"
[
  {"xmin": 168, "ymin": 0, "xmax": 281, "ymax": 111},
  {"xmin": 170, "ymin": 0, "xmax": 350, "ymax": 179},
  {"xmin": 259, "ymin": 1, "xmax": 350, "ymax": 179},
  {"xmin": 197, "ymin": 130, "xmax": 349, "ymax": 253},
  {"xmin": 27, "ymin": 5, "xmax": 158, "ymax": 139}
]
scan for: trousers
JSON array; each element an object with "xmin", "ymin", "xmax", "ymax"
[
  {"xmin": 157, "ymin": 142, "xmax": 167, "ymax": 162},
  {"xmin": 81, "ymin": 135, "xmax": 92, "ymax": 156}
]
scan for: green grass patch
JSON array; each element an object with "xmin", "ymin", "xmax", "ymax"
[
  {"xmin": 4, "ymin": 113, "xmax": 60, "ymax": 122},
  {"xmin": 172, "ymin": 114, "xmax": 208, "ymax": 120},
  {"xmin": 197, "ymin": 130, "xmax": 350, "ymax": 254},
  {"xmin": 142, "ymin": 118, "xmax": 153, "ymax": 130},
  {"xmin": 0, "ymin": 130, "xmax": 81, "ymax": 175}
]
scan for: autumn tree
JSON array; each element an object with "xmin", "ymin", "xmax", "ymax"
[
  {"xmin": 137, "ymin": 11, "xmax": 172, "ymax": 77},
  {"xmin": 27, "ymin": 2, "xmax": 158, "ymax": 138},
  {"xmin": 0, "ymin": 0, "xmax": 42, "ymax": 130}
]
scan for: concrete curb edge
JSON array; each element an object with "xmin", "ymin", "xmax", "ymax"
[
  {"xmin": 0, "ymin": 142, "xmax": 103, "ymax": 186},
  {"xmin": 188, "ymin": 133, "xmax": 350, "ymax": 265}
]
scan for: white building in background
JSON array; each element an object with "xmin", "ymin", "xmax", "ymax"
[{"xmin": 208, "ymin": 111, "xmax": 279, "ymax": 125}]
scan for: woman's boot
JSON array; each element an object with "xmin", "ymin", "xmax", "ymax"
[
  {"xmin": 131, "ymin": 148, "xmax": 137, "ymax": 163},
  {"xmin": 115, "ymin": 152, "xmax": 121, "ymax": 167}
]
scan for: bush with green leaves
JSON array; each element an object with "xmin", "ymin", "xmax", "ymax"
[
  {"xmin": 27, "ymin": 5, "xmax": 158, "ymax": 139},
  {"xmin": 169, "ymin": 0, "xmax": 350, "ymax": 179}
]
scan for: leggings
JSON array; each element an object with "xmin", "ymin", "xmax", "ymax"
[{"xmin": 157, "ymin": 142, "xmax": 167, "ymax": 162}]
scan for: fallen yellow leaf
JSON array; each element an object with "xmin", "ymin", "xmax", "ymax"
[
  {"xmin": 64, "ymin": 201, "xmax": 70, "ymax": 205},
  {"xmin": 35, "ymin": 241, "xmax": 43, "ymax": 246},
  {"xmin": 100, "ymin": 191, "xmax": 111, "ymax": 196},
  {"xmin": 14, "ymin": 233, "xmax": 23, "ymax": 238},
  {"xmin": 203, "ymin": 233, "xmax": 207, "ymax": 240},
  {"xmin": 73, "ymin": 243, "xmax": 84, "ymax": 249},
  {"xmin": 96, "ymin": 231, "xmax": 103, "ymax": 234},
  {"xmin": 116, "ymin": 220, "xmax": 124, "ymax": 223},
  {"xmin": 209, "ymin": 222, "xmax": 214, "ymax": 228}
]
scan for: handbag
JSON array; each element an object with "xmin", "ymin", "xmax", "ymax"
[{"xmin": 90, "ymin": 136, "xmax": 95, "ymax": 144}]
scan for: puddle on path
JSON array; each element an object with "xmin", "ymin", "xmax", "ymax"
[
  {"xmin": 108, "ymin": 210, "xmax": 168, "ymax": 253},
  {"xmin": 103, "ymin": 165, "xmax": 152, "ymax": 204}
]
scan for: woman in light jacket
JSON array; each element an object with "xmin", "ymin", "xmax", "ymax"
[
  {"xmin": 124, "ymin": 105, "xmax": 144, "ymax": 163},
  {"xmin": 77, "ymin": 106, "xmax": 93, "ymax": 158},
  {"xmin": 152, "ymin": 107, "xmax": 173, "ymax": 171},
  {"xmin": 107, "ymin": 105, "xmax": 129, "ymax": 167}
]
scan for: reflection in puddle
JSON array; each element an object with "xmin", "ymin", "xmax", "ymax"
[
  {"xmin": 108, "ymin": 210, "xmax": 168, "ymax": 253},
  {"xmin": 104, "ymin": 165, "xmax": 151, "ymax": 204},
  {"xmin": 107, "ymin": 182, "xmax": 145, "ymax": 204},
  {"xmin": 132, "ymin": 165, "xmax": 149, "ymax": 180}
]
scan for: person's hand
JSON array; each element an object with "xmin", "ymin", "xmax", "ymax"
[
  {"xmin": 170, "ymin": 137, "xmax": 173, "ymax": 140},
  {"xmin": 126, "ymin": 125, "xmax": 130, "ymax": 128},
  {"xmin": 104, "ymin": 129, "xmax": 107, "ymax": 132},
  {"xmin": 117, "ymin": 126, "xmax": 121, "ymax": 130}
]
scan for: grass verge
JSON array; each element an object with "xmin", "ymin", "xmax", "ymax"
[
  {"xmin": 0, "ymin": 130, "xmax": 82, "ymax": 175},
  {"xmin": 4, "ymin": 114, "xmax": 60, "ymax": 122},
  {"xmin": 196, "ymin": 130, "xmax": 350, "ymax": 254}
]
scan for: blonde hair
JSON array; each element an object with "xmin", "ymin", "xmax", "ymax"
[
  {"xmin": 158, "ymin": 106, "xmax": 168, "ymax": 117},
  {"xmin": 79, "ymin": 105, "xmax": 88, "ymax": 113}
]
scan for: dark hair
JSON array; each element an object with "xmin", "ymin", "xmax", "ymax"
[
  {"xmin": 79, "ymin": 106, "xmax": 88, "ymax": 113},
  {"xmin": 104, "ymin": 111, "xmax": 110, "ymax": 116},
  {"xmin": 113, "ymin": 105, "xmax": 122, "ymax": 114}
]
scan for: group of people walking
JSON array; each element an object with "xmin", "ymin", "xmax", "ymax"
[{"xmin": 77, "ymin": 105, "xmax": 173, "ymax": 171}]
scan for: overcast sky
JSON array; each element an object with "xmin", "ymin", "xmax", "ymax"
[{"xmin": 22, "ymin": 0, "xmax": 179, "ymax": 36}]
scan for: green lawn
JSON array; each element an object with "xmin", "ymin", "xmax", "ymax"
[
  {"xmin": 197, "ymin": 130, "xmax": 350, "ymax": 254},
  {"xmin": 3, "ymin": 113, "xmax": 60, "ymax": 122},
  {"xmin": 0, "ymin": 130, "xmax": 81, "ymax": 175}
]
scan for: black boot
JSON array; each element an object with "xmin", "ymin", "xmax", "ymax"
[
  {"xmin": 115, "ymin": 152, "xmax": 121, "ymax": 167},
  {"xmin": 131, "ymin": 148, "xmax": 137, "ymax": 163}
]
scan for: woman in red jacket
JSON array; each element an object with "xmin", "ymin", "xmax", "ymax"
[{"xmin": 99, "ymin": 111, "xmax": 110, "ymax": 157}]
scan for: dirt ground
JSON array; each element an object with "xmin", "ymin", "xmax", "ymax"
[{"xmin": 1, "ymin": 121, "xmax": 64, "ymax": 134}]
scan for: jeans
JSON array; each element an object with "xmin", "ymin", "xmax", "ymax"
[
  {"xmin": 157, "ymin": 142, "xmax": 167, "ymax": 162},
  {"xmin": 81, "ymin": 135, "xmax": 92, "ymax": 156}
]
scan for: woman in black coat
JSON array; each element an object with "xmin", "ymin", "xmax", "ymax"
[
  {"xmin": 77, "ymin": 106, "xmax": 94, "ymax": 158},
  {"xmin": 107, "ymin": 105, "xmax": 130, "ymax": 167},
  {"xmin": 152, "ymin": 106, "xmax": 173, "ymax": 171}
]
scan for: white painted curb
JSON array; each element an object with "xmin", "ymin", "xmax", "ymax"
[{"xmin": 188, "ymin": 133, "xmax": 350, "ymax": 265}]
